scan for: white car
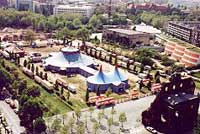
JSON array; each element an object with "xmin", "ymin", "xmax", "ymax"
[
  {"xmin": 5, "ymin": 98, "xmax": 11, "ymax": 104},
  {"xmin": 29, "ymin": 52, "xmax": 42, "ymax": 62},
  {"xmin": 138, "ymin": 73, "xmax": 147, "ymax": 79},
  {"xmin": 14, "ymin": 108, "xmax": 19, "ymax": 114},
  {"xmin": 68, "ymin": 84, "xmax": 76, "ymax": 93},
  {"xmin": 146, "ymin": 126, "xmax": 158, "ymax": 134}
]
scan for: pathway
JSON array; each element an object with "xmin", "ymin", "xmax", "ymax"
[{"xmin": 0, "ymin": 101, "xmax": 25, "ymax": 134}]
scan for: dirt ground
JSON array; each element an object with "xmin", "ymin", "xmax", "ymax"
[{"xmin": 21, "ymin": 43, "xmax": 141, "ymax": 101}]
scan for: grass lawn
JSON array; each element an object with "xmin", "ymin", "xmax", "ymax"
[
  {"xmin": 3, "ymin": 60, "xmax": 72, "ymax": 116},
  {"xmin": 195, "ymin": 81, "xmax": 200, "ymax": 90},
  {"xmin": 192, "ymin": 72, "xmax": 200, "ymax": 79}
]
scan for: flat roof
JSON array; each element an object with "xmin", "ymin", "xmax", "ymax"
[
  {"xmin": 55, "ymin": 4, "xmax": 94, "ymax": 9},
  {"xmin": 107, "ymin": 28, "xmax": 146, "ymax": 36},
  {"xmin": 163, "ymin": 92, "xmax": 198, "ymax": 107},
  {"xmin": 134, "ymin": 24, "xmax": 161, "ymax": 34}
]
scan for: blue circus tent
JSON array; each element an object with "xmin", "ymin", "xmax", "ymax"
[
  {"xmin": 44, "ymin": 47, "xmax": 94, "ymax": 69},
  {"xmin": 87, "ymin": 65, "xmax": 129, "ymax": 93},
  {"xmin": 43, "ymin": 47, "xmax": 95, "ymax": 76}
]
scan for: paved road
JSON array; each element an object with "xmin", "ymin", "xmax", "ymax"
[
  {"xmin": 0, "ymin": 101, "xmax": 25, "ymax": 134},
  {"xmin": 47, "ymin": 95, "xmax": 156, "ymax": 134},
  {"xmin": 88, "ymin": 95, "xmax": 156, "ymax": 134}
]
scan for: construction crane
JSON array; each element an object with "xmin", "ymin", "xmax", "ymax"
[{"xmin": 108, "ymin": 0, "xmax": 112, "ymax": 19}]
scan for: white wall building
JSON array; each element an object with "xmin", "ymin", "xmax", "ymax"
[{"xmin": 53, "ymin": 4, "xmax": 95, "ymax": 17}]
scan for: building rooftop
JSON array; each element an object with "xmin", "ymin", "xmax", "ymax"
[
  {"xmin": 134, "ymin": 23, "xmax": 161, "ymax": 34},
  {"xmin": 44, "ymin": 47, "xmax": 94, "ymax": 69},
  {"xmin": 107, "ymin": 28, "xmax": 146, "ymax": 36},
  {"xmin": 169, "ymin": 21, "xmax": 200, "ymax": 30},
  {"xmin": 163, "ymin": 92, "xmax": 198, "ymax": 107},
  {"xmin": 55, "ymin": 4, "xmax": 94, "ymax": 9}
]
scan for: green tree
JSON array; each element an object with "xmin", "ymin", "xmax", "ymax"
[
  {"xmin": 19, "ymin": 94, "xmax": 29, "ymax": 107},
  {"xmin": 105, "ymin": 88, "xmax": 112, "ymax": 97},
  {"xmin": 62, "ymin": 114, "xmax": 68, "ymax": 125},
  {"xmin": 89, "ymin": 107, "xmax": 94, "ymax": 120},
  {"xmin": 61, "ymin": 87, "xmax": 64, "ymax": 95},
  {"xmin": 107, "ymin": 118, "xmax": 113, "ymax": 132},
  {"xmin": 23, "ymin": 59, "xmax": 27, "ymax": 67},
  {"xmin": 97, "ymin": 111, "xmax": 103, "ymax": 125},
  {"xmin": 19, "ymin": 98, "xmax": 43, "ymax": 130},
  {"xmin": 73, "ymin": 18, "xmax": 82, "ymax": 29},
  {"xmin": 193, "ymin": 116, "xmax": 200, "ymax": 134},
  {"xmin": 44, "ymin": 73, "xmax": 48, "ymax": 80},
  {"xmin": 55, "ymin": 30, "xmax": 63, "ymax": 40},
  {"xmin": 85, "ymin": 89, "xmax": 89, "ymax": 102},
  {"xmin": 76, "ymin": 27, "xmax": 90, "ymax": 42},
  {"xmin": 31, "ymin": 64, "xmax": 35, "ymax": 73},
  {"xmin": 76, "ymin": 122, "xmax": 85, "ymax": 134},
  {"xmin": 33, "ymin": 117, "xmax": 47, "ymax": 134},
  {"xmin": 37, "ymin": 21, "xmax": 45, "ymax": 31},
  {"xmin": 51, "ymin": 118, "xmax": 62, "ymax": 133},
  {"xmin": 27, "ymin": 64, "xmax": 31, "ymax": 70},
  {"xmin": 39, "ymin": 71, "xmax": 43, "ymax": 79},
  {"xmin": 1, "ymin": 60, "xmax": 5, "ymax": 67},
  {"xmin": 60, "ymin": 124, "xmax": 70, "ymax": 134},
  {"xmin": 119, "ymin": 112, "xmax": 127, "ymax": 128},
  {"xmin": 56, "ymin": 21, "xmax": 65, "ymax": 29},
  {"xmin": 111, "ymin": 107, "xmax": 116, "ymax": 121},
  {"xmin": 89, "ymin": 15, "xmax": 102, "ymax": 30},
  {"xmin": 18, "ymin": 80, "xmax": 27, "ymax": 95},
  {"xmin": 36, "ymin": 66, "xmax": 39, "ymax": 76},
  {"xmin": 60, "ymin": 27, "xmax": 73, "ymax": 45},
  {"xmin": 24, "ymin": 30, "xmax": 35, "ymax": 44},
  {"xmin": 74, "ymin": 108, "xmax": 81, "ymax": 122},
  {"xmin": 93, "ymin": 121, "xmax": 100, "ymax": 134},
  {"xmin": 68, "ymin": 117, "xmax": 75, "ymax": 133},
  {"xmin": 0, "ymin": 66, "xmax": 13, "ymax": 89},
  {"xmin": 66, "ymin": 91, "xmax": 70, "ymax": 101},
  {"xmin": 26, "ymin": 86, "xmax": 41, "ymax": 97},
  {"xmin": 13, "ymin": 70, "xmax": 19, "ymax": 80}
]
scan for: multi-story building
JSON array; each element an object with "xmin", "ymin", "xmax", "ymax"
[
  {"xmin": 16, "ymin": 0, "xmax": 33, "ymax": 11},
  {"xmin": 53, "ymin": 4, "xmax": 95, "ymax": 17},
  {"xmin": 103, "ymin": 28, "xmax": 150, "ymax": 48},
  {"xmin": 167, "ymin": 21, "xmax": 200, "ymax": 47},
  {"xmin": 33, "ymin": 0, "xmax": 55, "ymax": 16}
]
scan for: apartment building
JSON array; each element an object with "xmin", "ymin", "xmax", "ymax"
[
  {"xmin": 16, "ymin": 0, "xmax": 33, "ymax": 11},
  {"xmin": 167, "ymin": 21, "xmax": 200, "ymax": 47},
  {"xmin": 53, "ymin": 4, "xmax": 95, "ymax": 17},
  {"xmin": 33, "ymin": 0, "xmax": 55, "ymax": 16}
]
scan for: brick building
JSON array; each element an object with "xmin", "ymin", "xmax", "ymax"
[{"xmin": 127, "ymin": 3, "xmax": 170, "ymax": 13}]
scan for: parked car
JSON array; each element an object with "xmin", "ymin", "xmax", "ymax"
[
  {"xmin": 28, "ymin": 52, "xmax": 42, "ymax": 62},
  {"xmin": 14, "ymin": 108, "xmax": 19, "ymax": 114},
  {"xmin": 68, "ymin": 84, "xmax": 76, "ymax": 93},
  {"xmin": 146, "ymin": 126, "xmax": 158, "ymax": 134},
  {"xmin": 5, "ymin": 98, "xmax": 11, "ymax": 104},
  {"xmin": 138, "ymin": 73, "xmax": 147, "ymax": 79}
]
